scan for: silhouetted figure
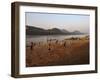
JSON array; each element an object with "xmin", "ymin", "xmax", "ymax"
[
  {"xmin": 55, "ymin": 40, "xmax": 58, "ymax": 44},
  {"xmin": 63, "ymin": 41, "xmax": 66, "ymax": 48},
  {"xmin": 38, "ymin": 42, "xmax": 40, "ymax": 46},
  {"xmin": 69, "ymin": 41, "xmax": 71, "ymax": 48},
  {"xmin": 30, "ymin": 42, "xmax": 34, "ymax": 50},
  {"xmin": 48, "ymin": 43, "xmax": 51, "ymax": 51}
]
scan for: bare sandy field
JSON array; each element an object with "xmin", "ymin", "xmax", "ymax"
[{"xmin": 26, "ymin": 37, "xmax": 89, "ymax": 67}]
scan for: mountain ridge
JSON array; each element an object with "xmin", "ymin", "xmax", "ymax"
[{"xmin": 26, "ymin": 25, "xmax": 84, "ymax": 35}]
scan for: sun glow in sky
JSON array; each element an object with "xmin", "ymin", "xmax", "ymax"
[{"xmin": 25, "ymin": 12, "xmax": 90, "ymax": 33}]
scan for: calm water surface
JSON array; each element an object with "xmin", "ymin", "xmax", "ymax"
[{"xmin": 26, "ymin": 35, "xmax": 87, "ymax": 43}]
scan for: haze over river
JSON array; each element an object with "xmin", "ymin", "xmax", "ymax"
[{"xmin": 26, "ymin": 34, "xmax": 87, "ymax": 44}]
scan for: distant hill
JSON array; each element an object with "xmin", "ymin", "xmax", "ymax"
[
  {"xmin": 61, "ymin": 29, "xmax": 70, "ymax": 33},
  {"xmin": 26, "ymin": 25, "xmax": 83, "ymax": 35},
  {"xmin": 72, "ymin": 30, "xmax": 82, "ymax": 34},
  {"xmin": 26, "ymin": 25, "xmax": 48, "ymax": 35},
  {"xmin": 47, "ymin": 28, "xmax": 64, "ymax": 34}
]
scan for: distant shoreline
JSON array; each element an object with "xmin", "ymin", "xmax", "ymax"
[{"xmin": 26, "ymin": 34, "xmax": 88, "ymax": 36}]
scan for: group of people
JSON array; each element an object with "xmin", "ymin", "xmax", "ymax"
[{"xmin": 29, "ymin": 39, "xmax": 71, "ymax": 51}]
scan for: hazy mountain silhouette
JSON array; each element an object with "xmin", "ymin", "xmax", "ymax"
[
  {"xmin": 26, "ymin": 25, "xmax": 83, "ymax": 35},
  {"xmin": 61, "ymin": 29, "xmax": 70, "ymax": 33}
]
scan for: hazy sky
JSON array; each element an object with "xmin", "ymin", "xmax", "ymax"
[{"xmin": 25, "ymin": 12, "xmax": 90, "ymax": 33}]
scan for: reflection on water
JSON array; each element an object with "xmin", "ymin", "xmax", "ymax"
[{"xmin": 26, "ymin": 35, "xmax": 87, "ymax": 43}]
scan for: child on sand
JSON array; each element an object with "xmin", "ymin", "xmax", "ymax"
[
  {"xmin": 63, "ymin": 41, "xmax": 66, "ymax": 48},
  {"xmin": 55, "ymin": 40, "xmax": 58, "ymax": 44},
  {"xmin": 30, "ymin": 42, "xmax": 33, "ymax": 50},
  {"xmin": 30, "ymin": 42, "xmax": 36, "ymax": 50}
]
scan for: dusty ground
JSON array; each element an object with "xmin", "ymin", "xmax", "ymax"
[{"xmin": 26, "ymin": 37, "xmax": 89, "ymax": 67}]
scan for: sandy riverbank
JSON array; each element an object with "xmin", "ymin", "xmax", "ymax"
[{"xmin": 26, "ymin": 36, "xmax": 89, "ymax": 67}]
